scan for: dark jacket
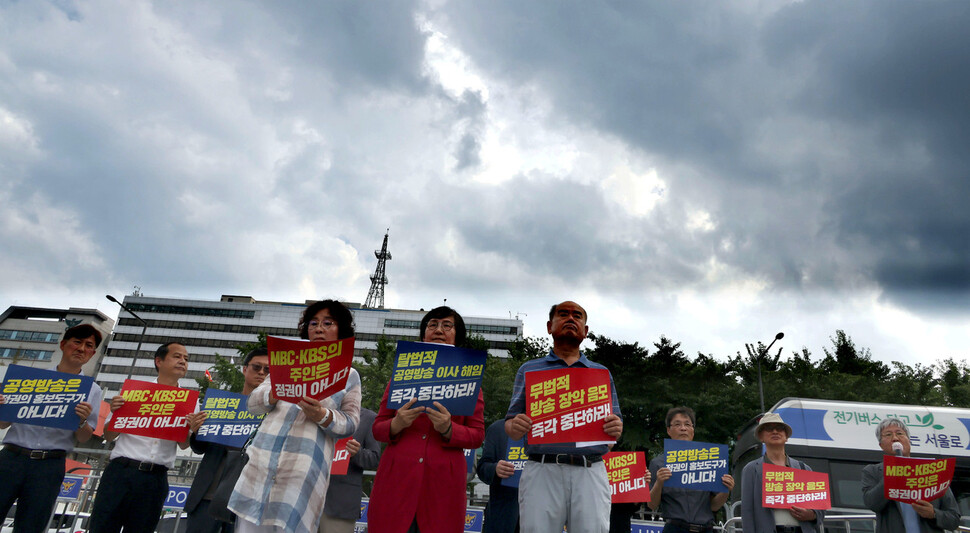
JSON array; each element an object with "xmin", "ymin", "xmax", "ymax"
[
  {"xmin": 185, "ymin": 434, "xmax": 229, "ymax": 514},
  {"xmin": 477, "ymin": 419, "xmax": 519, "ymax": 533},
  {"xmin": 323, "ymin": 408, "xmax": 382, "ymax": 521}
]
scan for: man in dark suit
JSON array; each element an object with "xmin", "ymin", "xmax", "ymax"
[
  {"xmin": 861, "ymin": 417, "xmax": 960, "ymax": 533},
  {"xmin": 319, "ymin": 407, "xmax": 381, "ymax": 533},
  {"xmin": 184, "ymin": 348, "xmax": 269, "ymax": 533},
  {"xmin": 477, "ymin": 419, "xmax": 519, "ymax": 533}
]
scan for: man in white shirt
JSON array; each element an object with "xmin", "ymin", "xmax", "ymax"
[
  {"xmin": 89, "ymin": 342, "xmax": 205, "ymax": 533},
  {"xmin": 0, "ymin": 324, "xmax": 104, "ymax": 533}
]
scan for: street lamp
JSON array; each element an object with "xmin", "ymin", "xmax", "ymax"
[
  {"xmin": 106, "ymin": 294, "xmax": 148, "ymax": 382},
  {"xmin": 746, "ymin": 332, "xmax": 784, "ymax": 413}
]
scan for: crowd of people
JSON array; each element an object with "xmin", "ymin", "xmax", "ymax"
[{"xmin": 0, "ymin": 300, "xmax": 962, "ymax": 533}]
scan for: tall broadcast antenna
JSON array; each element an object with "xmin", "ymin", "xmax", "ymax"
[{"xmin": 364, "ymin": 231, "xmax": 391, "ymax": 309}]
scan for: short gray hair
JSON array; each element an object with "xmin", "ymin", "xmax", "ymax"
[{"xmin": 875, "ymin": 417, "xmax": 910, "ymax": 441}]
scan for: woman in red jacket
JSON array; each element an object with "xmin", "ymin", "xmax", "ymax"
[{"xmin": 369, "ymin": 306, "xmax": 486, "ymax": 533}]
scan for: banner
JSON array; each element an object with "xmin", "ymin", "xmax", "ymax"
[
  {"xmin": 196, "ymin": 389, "xmax": 264, "ymax": 448},
  {"xmin": 501, "ymin": 437, "xmax": 527, "ymax": 488},
  {"xmin": 0, "ymin": 365, "xmax": 95, "ymax": 430},
  {"xmin": 605, "ymin": 451, "xmax": 650, "ymax": 503},
  {"xmin": 883, "ymin": 455, "xmax": 955, "ymax": 503},
  {"xmin": 106, "ymin": 380, "xmax": 199, "ymax": 442},
  {"xmin": 661, "ymin": 439, "xmax": 730, "ymax": 492},
  {"xmin": 332, "ymin": 436, "xmax": 353, "ymax": 475},
  {"xmin": 386, "ymin": 341, "xmax": 486, "ymax": 415},
  {"xmin": 465, "ymin": 448, "xmax": 476, "ymax": 475},
  {"xmin": 523, "ymin": 368, "xmax": 614, "ymax": 445},
  {"xmin": 267, "ymin": 336, "xmax": 355, "ymax": 404},
  {"xmin": 762, "ymin": 463, "xmax": 831, "ymax": 509}
]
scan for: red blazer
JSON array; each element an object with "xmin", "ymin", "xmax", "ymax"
[{"xmin": 368, "ymin": 384, "xmax": 485, "ymax": 533}]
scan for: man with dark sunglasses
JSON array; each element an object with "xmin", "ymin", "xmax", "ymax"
[{"xmin": 184, "ymin": 348, "xmax": 269, "ymax": 533}]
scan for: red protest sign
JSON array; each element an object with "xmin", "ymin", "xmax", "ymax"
[
  {"xmin": 107, "ymin": 380, "xmax": 199, "ymax": 442},
  {"xmin": 762, "ymin": 463, "xmax": 831, "ymax": 510},
  {"xmin": 605, "ymin": 451, "xmax": 650, "ymax": 503},
  {"xmin": 332, "ymin": 436, "xmax": 353, "ymax": 475},
  {"xmin": 524, "ymin": 368, "xmax": 614, "ymax": 445},
  {"xmin": 883, "ymin": 455, "xmax": 955, "ymax": 503},
  {"xmin": 267, "ymin": 336, "xmax": 355, "ymax": 404}
]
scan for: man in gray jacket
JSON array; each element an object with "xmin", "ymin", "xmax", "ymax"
[
  {"xmin": 319, "ymin": 407, "xmax": 381, "ymax": 533},
  {"xmin": 861, "ymin": 417, "xmax": 960, "ymax": 532}
]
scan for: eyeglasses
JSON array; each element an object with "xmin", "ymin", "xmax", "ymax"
[
  {"xmin": 670, "ymin": 422, "xmax": 694, "ymax": 429},
  {"xmin": 308, "ymin": 319, "xmax": 336, "ymax": 330},
  {"xmin": 426, "ymin": 320, "xmax": 455, "ymax": 332},
  {"xmin": 763, "ymin": 425, "xmax": 787, "ymax": 434},
  {"xmin": 247, "ymin": 363, "xmax": 270, "ymax": 374},
  {"xmin": 881, "ymin": 430, "xmax": 908, "ymax": 440}
]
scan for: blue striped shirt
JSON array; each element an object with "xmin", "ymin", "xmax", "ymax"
[{"xmin": 505, "ymin": 350, "xmax": 621, "ymax": 455}]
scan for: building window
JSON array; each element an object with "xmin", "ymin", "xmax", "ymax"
[
  {"xmin": 0, "ymin": 348, "xmax": 54, "ymax": 361},
  {"xmin": 0, "ymin": 329, "xmax": 61, "ymax": 343},
  {"xmin": 383, "ymin": 319, "xmax": 421, "ymax": 329},
  {"xmin": 125, "ymin": 303, "xmax": 256, "ymax": 319}
]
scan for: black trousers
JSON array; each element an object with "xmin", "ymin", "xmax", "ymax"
[
  {"xmin": 89, "ymin": 459, "xmax": 169, "ymax": 533},
  {"xmin": 186, "ymin": 500, "xmax": 234, "ymax": 533},
  {"xmin": 0, "ymin": 447, "xmax": 66, "ymax": 533}
]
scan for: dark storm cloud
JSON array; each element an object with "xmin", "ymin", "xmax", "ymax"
[{"xmin": 437, "ymin": 0, "xmax": 970, "ymax": 310}]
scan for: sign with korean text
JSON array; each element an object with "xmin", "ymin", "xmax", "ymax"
[
  {"xmin": 196, "ymin": 389, "xmax": 264, "ymax": 448},
  {"xmin": 523, "ymin": 367, "xmax": 614, "ymax": 445},
  {"xmin": 332, "ymin": 436, "xmax": 353, "ymax": 475},
  {"xmin": 0, "ymin": 365, "xmax": 95, "ymax": 430},
  {"xmin": 386, "ymin": 341, "xmax": 486, "ymax": 415},
  {"xmin": 883, "ymin": 455, "xmax": 955, "ymax": 503},
  {"xmin": 501, "ymin": 437, "xmax": 527, "ymax": 488},
  {"xmin": 58, "ymin": 476, "xmax": 84, "ymax": 500},
  {"xmin": 762, "ymin": 463, "xmax": 831, "ymax": 509},
  {"xmin": 267, "ymin": 336, "xmax": 355, "ymax": 404},
  {"xmin": 662, "ymin": 439, "xmax": 729, "ymax": 492},
  {"xmin": 107, "ymin": 380, "xmax": 199, "ymax": 442},
  {"xmin": 605, "ymin": 451, "xmax": 650, "ymax": 503}
]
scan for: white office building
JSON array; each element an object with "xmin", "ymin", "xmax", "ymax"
[{"xmin": 96, "ymin": 294, "xmax": 524, "ymax": 394}]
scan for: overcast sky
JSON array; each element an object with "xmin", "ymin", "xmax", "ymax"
[{"xmin": 2, "ymin": 0, "xmax": 968, "ymax": 367}]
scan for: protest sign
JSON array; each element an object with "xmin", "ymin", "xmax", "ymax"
[
  {"xmin": 501, "ymin": 438, "xmax": 527, "ymax": 488},
  {"xmin": 0, "ymin": 365, "xmax": 94, "ymax": 430},
  {"xmin": 332, "ymin": 436, "xmax": 353, "ymax": 475},
  {"xmin": 883, "ymin": 455, "xmax": 955, "ymax": 503},
  {"xmin": 196, "ymin": 389, "xmax": 264, "ymax": 448},
  {"xmin": 106, "ymin": 380, "xmax": 199, "ymax": 441},
  {"xmin": 386, "ymin": 341, "xmax": 486, "ymax": 415},
  {"xmin": 661, "ymin": 439, "xmax": 730, "ymax": 492},
  {"xmin": 523, "ymin": 368, "xmax": 614, "ymax": 445},
  {"xmin": 267, "ymin": 336, "xmax": 355, "ymax": 404},
  {"xmin": 762, "ymin": 463, "xmax": 831, "ymax": 509},
  {"xmin": 465, "ymin": 448, "xmax": 476, "ymax": 475},
  {"xmin": 605, "ymin": 451, "xmax": 650, "ymax": 503}
]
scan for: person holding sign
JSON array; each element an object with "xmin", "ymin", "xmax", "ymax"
[
  {"xmin": 369, "ymin": 306, "xmax": 486, "ymax": 533},
  {"xmin": 740, "ymin": 413, "xmax": 822, "ymax": 533},
  {"xmin": 477, "ymin": 419, "xmax": 520, "ymax": 533},
  {"xmin": 0, "ymin": 324, "xmax": 103, "ymax": 533},
  {"xmin": 90, "ymin": 342, "xmax": 206, "ymax": 533},
  {"xmin": 184, "ymin": 347, "xmax": 270, "ymax": 533},
  {"xmin": 505, "ymin": 301, "xmax": 623, "ymax": 533},
  {"xmin": 228, "ymin": 300, "xmax": 361, "ymax": 533},
  {"xmin": 648, "ymin": 407, "xmax": 734, "ymax": 533},
  {"xmin": 860, "ymin": 417, "xmax": 959, "ymax": 533}
]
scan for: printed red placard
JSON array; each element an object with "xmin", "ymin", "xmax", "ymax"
[
  {"xmin": 524, "ymin": 368, "xmax": 614, "ymax": 445},
  {"xmin": 331, "ymin": 436, "xmax": 353, "ymax": 475},
  {"xmin": 605, "ymin": 451, "xmax": 650, "ymax": 503},
  {"xmin": 106, "ymin": 380, "xmax": 199, "ymax": 442},
  {"xmin": 883, "ymin": 455, "xmax": 955, "ymax": 503},
  {"xmin": 762, "ymin": 463, "xmax": 831, "ymax": 510},
  {"xmin": 267, "ymin": 336, "xmax": 355, "ymax": 404}
]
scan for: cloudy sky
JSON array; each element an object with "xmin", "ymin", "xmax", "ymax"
[{"xmin": 2, "ymin": 0, "xmax": 967, "ymax": 367}]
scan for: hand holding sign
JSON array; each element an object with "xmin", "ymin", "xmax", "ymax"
[{"xmin": 391, "ymin": 398, "xmax": 426, "ymax": 436}]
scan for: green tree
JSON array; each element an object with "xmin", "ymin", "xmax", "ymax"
[
  {"xmin": 195, "ymin": 332, "xmax": 267, "ymax": 397},
  {"xmin": 358, "ymin": 335, "xmax": 397, "ymax": 412}
]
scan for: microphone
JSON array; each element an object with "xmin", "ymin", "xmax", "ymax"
[{"xmin": 892, "ymin": 442, "xmax": 903, "ymax": 456}]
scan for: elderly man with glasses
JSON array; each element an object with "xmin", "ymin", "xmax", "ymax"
[
  {"xmin": 648, "ymin": 407, "xmax": 734, "ymax": 533},
  {"xmin": 861, "ymin": 417, "xmax": 959, "ymax": 533}
]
